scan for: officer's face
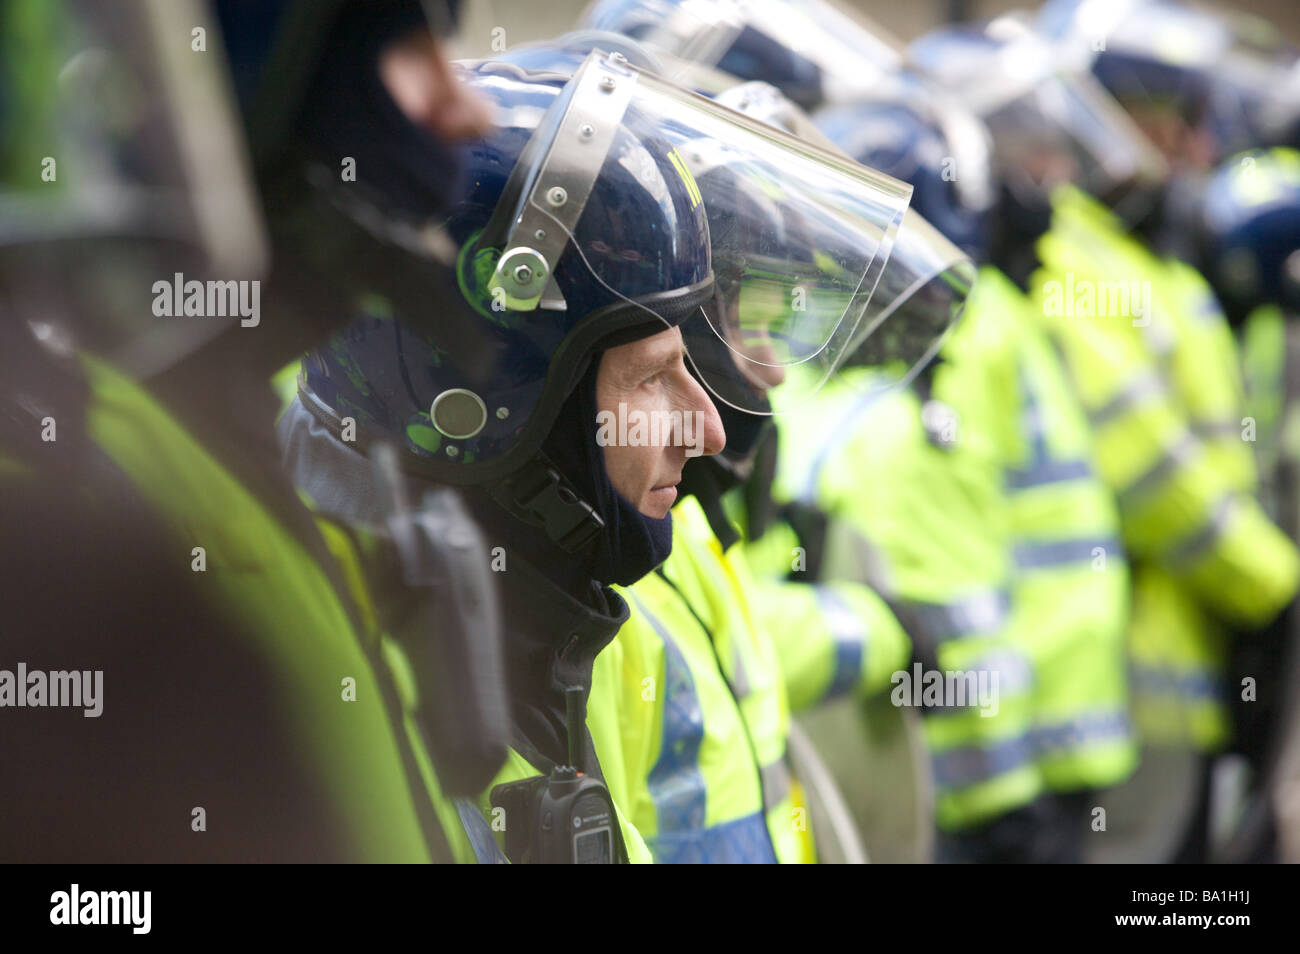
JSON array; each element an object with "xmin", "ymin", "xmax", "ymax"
[{"xmin": 596, "ymin": 325, "xmax": 727, "ymax": 519}]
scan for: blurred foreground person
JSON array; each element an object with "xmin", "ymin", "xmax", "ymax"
[{"xmin": 0, "ymin": 0, "xmax": 499, "ymax": 862}]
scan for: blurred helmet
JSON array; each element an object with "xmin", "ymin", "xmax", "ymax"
[
  {"xmin": 0, "ymin": 0, "xmax": 267, "ymax": 376},
  {"xmin": 0, "ymin": 0, "xmax": 480, "ymax": 379},
  {"xmin": 815, "ymin": 71, "xmax": 997, "ymax": 262},
  {"xmin": 581, "ymin": 0, "xmax": 904, "ymax": 110},
  {"xmin": 1039, "ymin": 0, "xmax": 1300, "ymax": 159},
  {"xmin": 1198, "ymin": 147, "xmax": 1300, "ymax": 324},
  {"xmin": 910, "ymin": 15, "xmax": 1169, "ymax": 226}
]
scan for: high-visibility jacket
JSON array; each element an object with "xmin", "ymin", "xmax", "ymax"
[
  {"xmin": 987, "ymin": 266, "xmax": 1137, "ymax": 793},
  {"xmin": 592, "ymin": 495, "xmax": 816, "ymax": 863},
  {"xmin": 1241, "ymin": 305, "xmax": 1295, "ymax": 526},
  {"xmin": 1033, "ymin": 186, "xmax": 1300, "ymax": 750},
  {"xmin": 769, "ymin": 338, "xmax": 1042, "ymax": 832},
  {"xmin": 21, "ymin": 354, "xmax": 480, "ymax": 862},
  {"xmin": 277, "ymin": 394, "xmax": 649, "ymax": 863},
  {"xmin": 737, "ymin": 515, "xmax": 912, "ymax": 712},
  {"xmin": 1159, "ymin": 259, "xmax": 1257, "ymax": 493}
]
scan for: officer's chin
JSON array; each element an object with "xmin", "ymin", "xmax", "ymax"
[{"xmin": 643, "ymin": 483, "xmax": 680, "ymax": 519}]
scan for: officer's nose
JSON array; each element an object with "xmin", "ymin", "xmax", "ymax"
[{"xmin": 681, "ymin": 373, "xmax": 727, "ymax": 458}]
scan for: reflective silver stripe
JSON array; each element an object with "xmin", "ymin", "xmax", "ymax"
[
  {"xmin": 1165, "ymin": 494, "xmax": 1237, "ymax": 565},
  {"xmin": 1004, "ymin": 457, "xmax": 1094, "ymax": 490},
  {"xmin": 1118, "ymin": 434, "xmax": 1199, "ymax": 504},
  {"xmin": 904, "ymin": 589, "xmax": 1010, "ymax": 642},
  {"xmin": 1013, "ymin": 536, "xmax": 1120, "ymax": 570},
  {"xmin": 964, "ymin": 649, "xmax": 1035, "ymax": 695},
  {"xmin": 1089, "ymin": 374, "xmax": 1164, "ymax": 427},
  {"xmin": 1030, "ymin": 710, "xmax": 1132, "ymax": 755},
  {"xmin": 760, "ymin": 757, "xmax": 792, "ymax": 813},
  {"xmin": 933, "ymin": 710, "xmax": 1133, "ymax": 790},
  {"xmin": 930, "ymin": 735, "xmax": 1035, "ymax": 790},
  {"xmin": 813, "ymin": 585, "xmax": 867, "ymax": 700},
  {"xmin": 1129, "ymin": 663, "xmax": 1224, "ymax": 702},
  {"xmin": 1191, "ymin": 418, "xmax": 1242, "ymax": 440}
]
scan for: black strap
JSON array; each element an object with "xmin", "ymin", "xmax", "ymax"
[{"xmin": 489, "ymin": 455, "xmax": 606, "ymax": 553}]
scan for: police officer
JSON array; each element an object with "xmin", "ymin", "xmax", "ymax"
[{"xmin": 915, "ymin": 13, "xmax": 1300, "ymax": 862}]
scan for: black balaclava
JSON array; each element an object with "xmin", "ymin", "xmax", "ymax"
[
  {"xmin": 462, "ymin": 355, "xmax": 674, "ymax": 600},
  {"xmin": 545, "ymin": 358, "xmax": 675, "ymax": 588},
  {"xmin": 292, "ymin": 1, "xmax": 472, "ymax": 224}
]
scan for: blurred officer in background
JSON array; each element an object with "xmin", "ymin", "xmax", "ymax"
[
  {"xmin": 915, "ymin": 11, "xmax": 1300, "ymax": 862},
  {"xmin": 1194, "ymin": 146, "xmax": 1300, "ymax": 859},
  {"xmin": 814, "ymin": 73, "xmax": 1136, "ymax": 861},
  {"xmin": 1037, "ymin": 0, "xmax": 1300, "ymax": 861},
  {"xmin": 0, "ymin": 0, "xmax": 499, "ymax": 862}
]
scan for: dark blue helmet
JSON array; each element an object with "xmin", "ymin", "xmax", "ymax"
[
  {"xmin": 814, "ymin": 73, "xmax": 996, "ymax": 262},
  {"xmin": 1198, "ymin": 147, "xmax": 1300, "ymax": 323},
  {"xmin": 301, "ymin": 55, "xmax": 712, "ymax": 485}
]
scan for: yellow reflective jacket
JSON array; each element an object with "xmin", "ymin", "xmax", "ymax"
[
  {"xmin": 1033, "ymin": 186, "xmax": 1300, "ymax": 750},
  {"xmin": 590, "ymin": 495, "xmax": 815, "ymax": 862}
]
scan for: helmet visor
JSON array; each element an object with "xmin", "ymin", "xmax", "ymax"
[
  {"xmin": 969, "ymin": 57, "xmax": 1168, "ymax": 211},
  {"xmin": 583, "ymin": 0, "xmax": 905, "ymax": 108},
  {"xmin": 487, "ymin": 50, "xmax": 921, "ymax": 414}
]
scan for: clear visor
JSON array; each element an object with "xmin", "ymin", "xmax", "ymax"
[
  {"xmin": 974, "ymin": 65, "xmax": 1168, "ymax": 209},
  {"xmin": 713, "ymin": 81, "xmax": 844, "ymax": 152},
  {"xmin": 490, "ymin": 51, "xmax": 922, "ymax": 415},
  {"xmin": 589, "ymin": 0, "xmax": 905, "ymax": 107},
  {"xmin": 764, "ymin": 209, "xmax": 975, "ymax": 411}
]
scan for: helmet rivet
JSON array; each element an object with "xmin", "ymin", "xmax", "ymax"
[
  {"xmin": 579, "ymin": 123, "xmax": 595, "ymax": 140},
  {"xmin": 534, "ymin": 228, "xmax": 547, "ymax": 241},
  {"xmin": 600, "ymin": 75, "xmax": 617, "ymax": 92},
  {"xmin": 431, "ymin": 388, "xmax": 488, "ymax": 440},
  {"xmin": 546, "ymin": 186, "xmax": 568, "ymax": 207},
  {"xmin": 495, "ymin": 247, "xmax": 549, "ymax": 300},
  {"xmin": 496, "ymin": 406, "xmax": 510, "ymax": 420},
  {"xmin": 445, "ymin": 445, "xmax": 459, "ymax": 457},
  {"xmin": 610, "ymin": 52, "xmax": 627, "ymax": 64}
]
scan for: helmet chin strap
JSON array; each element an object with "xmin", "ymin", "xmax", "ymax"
[{"xmin": 486, "ymin": 454, "xmax": 606, "ymax": 554}]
